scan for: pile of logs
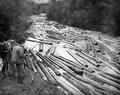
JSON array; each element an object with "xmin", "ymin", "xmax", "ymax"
[
  {"xmin": 25, "ymin": 36, "xmax": 120, "ymax": 95},
  {"xmin": 25, "ymin": 15, "xmax": 120, "ymax": 95}
]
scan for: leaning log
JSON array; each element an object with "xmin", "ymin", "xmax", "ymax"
[
  {"xmin": 76, "ymin": 51, "xmax": 101, "ymax": 64},
  {"xmin": 29, "ymin": 50, "xmax": 57, "ymax": 85},
  {"xmin": 65, "ymin": 73, "xmax": 105, "ymax": 95},
  {"xmin": 46, "ymin": 55, "xmax": 75, "ymax": 74},
  {"xmin": 48, "ymin": 68, "xmax": 83, "ymax": 95},
  {"xmin": 36, "ymin": 52, "xmax": 61, "ymax": 76},
  {"xmin": 62, "ymin": 74, "xmax": 96, "ymax": 95},
  {"xmin": 66, "ymin": 50, "xmax": 88, "ymax": 67},
  {"xmin": 97, "ymin": 54, "xmax": 120, "ymax": 75},
  {"xmin": 84, "ymin": 71, "xmax": 120, "ymax": 90},
  {"xmin": 47, "ymin": 55, "xmax": 118, "ymax": 93},
  {"xmin": 98, "ymin": 72, "xmax": 120, "ymax": 84},
  {"xmin": 65, "ymin": 73, "xmax": 120, "ymax": 95},
  {"xmin": 48, "ymin": 55, "xmax": 84, "ymax": 75},
  {"xmin": 51, "ymin": 54, "xmax": 94, "ymax": 73},
  {"xmin": 31, "ymin": 57, "xmax": 47, "ymax": 80}
]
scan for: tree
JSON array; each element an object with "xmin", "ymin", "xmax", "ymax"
[
  {"xmin": 46, "ymin": 0, "xmax": 120, "ymax": 37},
  {"xmin": 0, "ymin": 0, "xmax": 32, "ymax": 42}
]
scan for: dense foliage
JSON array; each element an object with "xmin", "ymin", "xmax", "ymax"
[
  {"xmin": 47, "ymin": 0, "xmax": 120, "ymax": 36},
  {"xmin": 0, "ymin": 0, "xmax": 33, "ymax": 42}
]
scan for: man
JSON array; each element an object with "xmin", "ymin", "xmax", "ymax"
[
  {"xmin": 8, "ymin": 40, "xmax": 17, "ymax": 78},
  {"xmin": 11, "ymin": 38, "xmax": 27, "ymax": 84},
  {"xmin": 0, "ymin": 41, "xmax": 9, "ymax": 78}
]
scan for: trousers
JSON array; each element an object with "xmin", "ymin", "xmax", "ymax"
[{"xmin": 10, "ymin": 62, "xmax": 25, "ymax": 83}]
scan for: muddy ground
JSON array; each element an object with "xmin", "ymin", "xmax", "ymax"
[{"xmin": 0, "ymin": 70, "xmax": 66, "ymax": 95}]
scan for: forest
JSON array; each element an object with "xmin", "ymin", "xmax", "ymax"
[
  {"xmin": 0, "ymin": 0, "xmax": 41, "ymax": 42},
  {"xmin": 47, "ymin": 0, "xmax": 120, "ymax": 36},
  {"xmin": 1, "ymin": 0, "xmax": 120, "ymax": 42}
]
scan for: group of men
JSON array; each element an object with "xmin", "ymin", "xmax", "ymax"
[{"xmin": 0, "ymin": 38, "xmax": 27, "ymax": 84}]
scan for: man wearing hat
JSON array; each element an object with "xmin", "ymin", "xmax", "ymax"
[{"xmin": 11, "ymin": 38, "xmax": 27, "ymax": 84}]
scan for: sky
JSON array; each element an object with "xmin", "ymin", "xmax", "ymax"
[{"xmin": 33, "ymin": 0, "xmax": 49, "ymax": 3}]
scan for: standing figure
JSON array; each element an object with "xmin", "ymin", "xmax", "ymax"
[
  {"xmin": 8, "ymin": 40, "xmax": 17, "ymax": 79},
  {"xmin": 0, "ymin": 41, "xmax": 9, "ymax": 78},
  {"xmin": 0, "ymin": 42, "xmax": 3, "ymax": 73},
  {"xmin": 11, "ymin": 38, "xmax": 27, "ymax": 84}
]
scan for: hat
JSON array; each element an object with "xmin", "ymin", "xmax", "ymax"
[{"xmin": 18, "ymin": 37, "xmax": 25, "ymax": 44}]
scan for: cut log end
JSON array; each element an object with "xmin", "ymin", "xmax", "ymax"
[{"xmin": 85, "ymin": 65, "xmax": 88, "ymax": 67}]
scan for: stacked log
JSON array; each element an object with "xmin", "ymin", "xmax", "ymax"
[{"xmin": 25, "ymin": 18, "xmax": 120, "ymax": 95}]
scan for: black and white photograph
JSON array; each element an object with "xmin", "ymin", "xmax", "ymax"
[{"xmin": 0, "ymin": 0, "xmax": 120, "ymax": 95}]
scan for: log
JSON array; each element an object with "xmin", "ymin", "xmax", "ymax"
[
  {"xmin": 97, "ymin": 54, "xmax": 120, "ymax": 75},
  {"xmin": 62, "ymin": 74, "xmax": 96, "ymax": 95},
  {"xmin": 94, "ymin": 88, "xmax": 113, "ymax": 95},
  {"xmin": 78, "ymin": 50, "xmax": 101, "ymax": 63},
  {"xmin": 48, "ymin": 55, "xmax": 116, "ymax": 93},
  {"xmin": 84, "ymin": 71, "xmax": 120, "ymax": 90},
  {"xmin": 45, "ymin": 46, "xmax": 53, "ymax": 55},
  {"xmin": 46, "ymin": 55, "xmax": 75, "ymax": 74},
  {"xmin": 76, "ymin": 52, "xmax": 100, "ymax": 67},
  {"xmin": 52, "ymin": 54, "xmax": 94, "ymax": 73},
  {"xmin": 48, "ymin": 46, "xmax": 56, "ymax": 55},
  {"xmin": 24, "ymin": 56, "xmax": 30, "ymax": 69},
  {"xmin": 31, "ymin": 57, "xmax": 47, "ymax": 80},
  {"xmin": 65, "ymin": 73, "xmax": 120, "ymax": 95},
  {"xmin": 39, "ymin": 43, "xmax": 43, "ymax": 52},
  {"xmin": 65, "ymin": 73, "xmax": 104, "ymax": 95},
  {"xmin": 48, "ymin": 69, "xmax": 83, "ymax": 95},
  {"xmin": 67, "ymin": 50, "xmax": 88, "ymax": 67},
  {"xmin": 91, "ymin": 37, "xmax": 99, "ymax": 45},
  {"xmin": 45, "ymin": 38, "xmax": 60, "ymax": 44},
  {"xmin": 51, "ymin": 46, "xmax": 56, "ymax": 55},
  {"xmin": 29, "ymin": 50, "xmax": 57, "ymax": 85},
  {"xmin": 48, "ymin": 55, "xmax": 84, "ymax": 75},
  {"xmin": 103, "ymin": 72, "xmax": 120, "ymax": 80},
  {"xmin": 94, "ymin": 38, "xmax": 118, "ymax": 58},
  {"xmin": 98, "ymin": 72, "xmax": 120, "ymax": 84},
  {"xmin": 26, "ymin": 39, "xmax": 53, "ymax": 45},
  {"xmin": 36, "ymin": 52, "xmax": 61, "ymax": 76}
]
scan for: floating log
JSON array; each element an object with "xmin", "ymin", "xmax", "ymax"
[
  {"xmin": 45, "ymin": 46, "xmax": 53, "ymax": 55},
  {"xmin": 39, "ymin": 43, "xmax": 43, "ymax": 52},
  {"xmin": 26, "ymin": 39, "xmax": 53, "ymax": 45},
  {"xmin": 48, "ymin": 46, "xmax": 56, "ymax": 55},
  {"xmin": 45, "ymin": 38, "xmax": 60, "ymax": 44},
  {"xmin": 50, "ymin": 46, "xmax": 56, "ymax": 55},
  {"xmin": 91, "ymin": 38, "xmax": 99, "ymax": 45}
]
